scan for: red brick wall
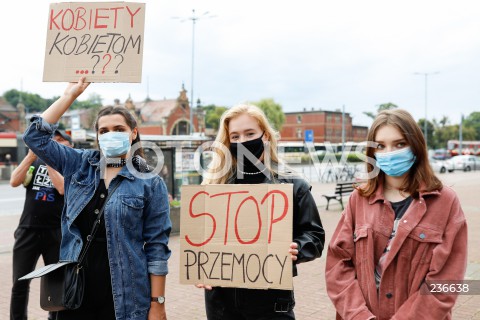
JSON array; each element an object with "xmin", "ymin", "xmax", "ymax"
[
  {"xmin": 352, "ymin": 126, "xmax": 368, "ymax": 141},
  {"xmin": 0, "ymin": 111, "xmax": 20, "ymax": 132},
  {"xmin": 280, "ymin": 111, "xmax": 358, "ymax": 143},
  {"xmin": 139, "ymin": 126, "xmax": 162, "ymax": 135},
  {"xmin": 167, "ymin": 106, "xmax": 198, "ymax": 134},
  {"xmin": 138, "ymin": 105, "xmax": 201, "ymax": 136}
]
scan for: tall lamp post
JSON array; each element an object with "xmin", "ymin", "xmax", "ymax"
[
  {"xmin": 414, "ymin": 71, "xmax": 439, "ymax": 148},
  {"xmin": 173, "ymin": 10, "xmax": 215, "ymax": 134}
]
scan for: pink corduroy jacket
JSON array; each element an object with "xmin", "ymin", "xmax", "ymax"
[{"xmin": 325, "ymin": 183, "xmax": 467, "ymax": 320}]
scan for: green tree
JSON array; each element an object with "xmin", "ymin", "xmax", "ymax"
[
  {"xmin": 203, "ymin": 104, "xmax": 228, "ymax": 130},
  {"xmin": 3, "ymin": 89, "xmax": 48, "ymax": 112},
  {"xmin": 71, "ymin": 92, "xmax": 103, "ymax": 110},
  {"xmin": 431, "ymin": 116, "xmax": 452, "ymax": 149},
  {"xmin": 431, "ymin": 121, "xmax": 476, "ymax": 150},
  {"xmin": 438, "ymin": 115, "xmax": 449, "ymax": 127},
  {"xmin": 253, "ymin": 98, "xmax": 285, "ymax": 131},
  {"xmin": 459, "ymin": 126, "xmax": 477, "ymax": 141},
  {"xmin": 417, "ymin": 118, "xmax": 435, "ymax": 148},
  {"xmin": 363, "ymin": 102, "xmax": 398, "ymax": 119},
  {"xmin": 3, "ymin": 89, "xmax": 103, "ymax": 112},
  {"xmin": 463, "ymin": 112, "xmax": 480, "ymax": 140}
]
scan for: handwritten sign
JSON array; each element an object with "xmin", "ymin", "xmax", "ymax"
[
  {"xmin": 44, "ymin": 2, "xmax": 145, "ymax": 82},
  {"xmin": 180, "ymin": 184, "xmax": 293, "ymax": 290}
]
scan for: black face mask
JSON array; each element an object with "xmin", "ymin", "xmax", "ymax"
[{"xmin": 229, "ymin": 132, "xmax": 265, "ymax": 172}]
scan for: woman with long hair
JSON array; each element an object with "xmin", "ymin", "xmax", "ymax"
[
  {"xmin": 197, "ymin": 103, "xmax": 325, "ymax": 319},
  {"xmin": 325, "ymin": 109, "xmax": 467, "ymax": 319},
  {"xmin": 23, "ymin": 77, "xmax": 171, "ymax": 320}
]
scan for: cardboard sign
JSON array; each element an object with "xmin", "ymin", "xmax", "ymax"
[
  {"xmin": 44, "ymin": 2, "xmax": 145, "ymax": 82},
  {"xmin": 180, "ymin": 184, "xmax": 293, "ymax": 290}
]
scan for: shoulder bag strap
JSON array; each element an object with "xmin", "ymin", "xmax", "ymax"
[{"xmin": 77, "ymin": 180, "xmax": 122, "ymax": 267}]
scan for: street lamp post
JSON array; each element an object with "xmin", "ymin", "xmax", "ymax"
[
  {"xmin": 414, "ymin": 72, "xmax": 439, "ymax": 148},
  {"xmin": 173, "ymin": 10, "xmax": 215, "ymax": 135},
  {"xmin": 161, "ymin": 117, "xmax": 167, "ymax": 135}
]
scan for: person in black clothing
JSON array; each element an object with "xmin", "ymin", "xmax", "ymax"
[
  {"xmin": 9, "ymin": 130, "xmax": 72, "ymax": 320},
  {"xmin": 55, "ymin": 178, "xmax": 115, "ymax": 320},
  {"xmin": 197, "ymin": 104, "xmax": 325, "ymax": 319}
]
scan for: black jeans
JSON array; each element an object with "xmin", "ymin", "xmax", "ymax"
[
  {"xmin": 205, "ymin": 287, "xmax": 295, "ymax": 320},
  {"xmin": 10, "ymin": 227, "xmax": 61, "ymax": 320}
]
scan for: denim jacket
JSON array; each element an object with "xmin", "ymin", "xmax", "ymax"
[{"xmin": 24, "ymin": 116, "xmax": 171, "ymax": 320}]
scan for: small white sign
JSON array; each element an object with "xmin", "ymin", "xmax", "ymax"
[
  {"xmin": 71, "ymin": 116, "xmax": 80, "ymax": 130},
  {"xmin": 71, "ymin": 129, "xmax": 87, "ymax": 141}
]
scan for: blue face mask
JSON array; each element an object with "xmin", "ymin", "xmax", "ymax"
[
  {"xmin": 98, "ymin": 132, "xmax": 131, "ymax": 158},
  {"xmin": 375, "ymin": 147, "xmax": 416, "ymax": 177}
]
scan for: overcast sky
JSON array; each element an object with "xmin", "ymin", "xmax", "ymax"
[{"xmin": 1, "ymin": 0, "xmax": 479, "ymax": 127}]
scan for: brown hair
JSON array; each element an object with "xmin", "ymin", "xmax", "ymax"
[
  {"xmin": 94, "ymin": 106, "xmax": 144, "ymax": 158},
  {"xmin": 359, "ymin": 109, "xmax": 442, "ymax": 198}
]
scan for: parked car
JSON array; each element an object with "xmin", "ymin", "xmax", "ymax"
[
  {"xmin": 429, "ymin": 157, "xmax": 454, "ymax": 174},
  {"xmin": 451, "ymin": 155, "xmax": 480, "ymax": 171},
  {"xmin": 433, "ymin": 149, "xmax": 451, "ymax": 160}
]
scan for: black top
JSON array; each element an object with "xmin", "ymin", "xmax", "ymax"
[
  {"xmin": 234, "ymin": 172, "xmax": 325, "ymax": 277},
  {"xmin": 390, "ymin": 196, "xmax": 413, "ymax": 220},
  {"xmin": 19, "ymin": 159, "xmax": 64, "ymax": 228},
  {"xmin": 235, "ymin": 171, "xmax": 267, "ymax": 184},
  {"xmin": 234, "ymin": 160, "xmax": 268, "ymax": 184},
  {"xmin": 74, "ymin": 179, "xmax": 113, "ymax": 310},
  {"xmin": 75, "ymin": 179, "xmax": 108, "ymax": 242}
]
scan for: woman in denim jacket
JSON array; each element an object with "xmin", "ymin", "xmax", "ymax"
[{"xmin": 23, "ymin": 78, "xmax": 171, "ymax": 320}]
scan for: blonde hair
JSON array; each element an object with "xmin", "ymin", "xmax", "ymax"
[{"xmin": 203, "ymin": 104, "xmax": 287, "ymax": 184}]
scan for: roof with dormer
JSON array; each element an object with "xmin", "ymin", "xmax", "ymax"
[
  {"xmin": 0, "ymin": 97, "xmax": 16, "ymax": 111},
  {"xmin": 136, "ymin": 99, "xmax": 178, "ymax": 123}
]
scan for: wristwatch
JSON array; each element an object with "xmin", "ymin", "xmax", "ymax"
[{"xmin": 151, "ymin": 296, "xmax": 165, "ymax": 304}]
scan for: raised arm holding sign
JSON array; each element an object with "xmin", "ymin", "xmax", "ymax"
[{"xmin": 22, "ymin": 77, "xmax": 172, "ymax": 320}]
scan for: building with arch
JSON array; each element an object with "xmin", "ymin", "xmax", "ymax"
[{"xmin": 130, "ymin": 85, "xmax": 205, "ymax": 136}]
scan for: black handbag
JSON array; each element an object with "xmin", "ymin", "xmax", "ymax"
[
  {"xmin": 19, "ymin": 261, "xmax": 85, "ymax": 311},
  {"xmin": 19, "ymin": 182, "xmax": 120, "ymax": 311}
]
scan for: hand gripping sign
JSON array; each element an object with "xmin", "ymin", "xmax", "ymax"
[
  {"xmin": 180, "ymin": 184, "xmax": 293, "ymax": 290},
  {"xmin": 44, "ymin": 2, "xmax": 145, "ymax": 82}
]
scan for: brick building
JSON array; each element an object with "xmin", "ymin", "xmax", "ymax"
[
  {"xmin": 0, "ymin": 98, "xmax": 20, "ymax": 132},
  {"xmin": 56, "ymin": 85, "xmax": 206, "ymax": 138},
  {"xmin": 279, "ymin": 109, "xmax": 368, "ymax": 142},
  {"xmin": 59, "ymin": 108, "xmax": 97, "ymax": 131},
  {"xmin": 131, "ymin": 85, "xmax": 205, "ymax": 136}
]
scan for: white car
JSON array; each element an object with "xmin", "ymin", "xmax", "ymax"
[
  {"xmin": 451, "ymin": 155, "xmax": 480, "ymax": 171},
  {"xmin": 429, "ymin": 157, "xmax": 454, "ymax": 174}
]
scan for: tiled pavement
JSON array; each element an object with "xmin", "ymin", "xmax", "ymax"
[{"xmin": 1, "ymin": 172, "xmax": 480, "ymax": 319}]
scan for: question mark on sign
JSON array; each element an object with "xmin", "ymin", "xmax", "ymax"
[
  {"xmin": 91, "ymin": 55, "xmax": 100, "ymax": 74},
  {"xmin": 102, "ymin": 54, "xmax": 112, "ymax": 74},
  {"xmin": 114, "ymin": 54, "xmax": 124, "ymax": 74}
]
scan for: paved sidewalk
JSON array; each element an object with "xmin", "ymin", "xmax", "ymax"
[{"xmin": 1, "ymin": 173, "xmax": 480, "ymax": 319}]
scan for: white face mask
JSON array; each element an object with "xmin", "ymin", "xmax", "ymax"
[
  {"xmin": 98, "ymin": 132, "xmax": 131, "ymax": 158},
  {"xmin": 375, "ymin": 147, "xmax": 416, "ymax": 177}
]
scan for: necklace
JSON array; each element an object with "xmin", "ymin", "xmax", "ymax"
[
  {"xmin": 238, "ymin": 167, "xmax": 267, "ymax": 175},
  {"xmin": 106, "ymin": 158, "xmax": 127, "ymax": 167}
]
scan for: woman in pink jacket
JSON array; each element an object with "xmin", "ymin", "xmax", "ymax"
[{"xmin": 325, "ymin": 109, "xmax": 467, "ymax": 320}]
